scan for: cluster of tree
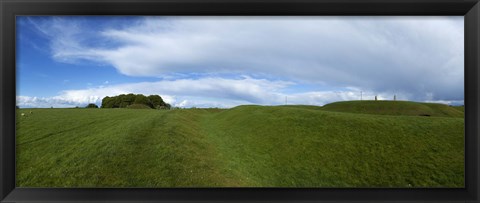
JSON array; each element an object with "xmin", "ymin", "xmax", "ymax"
[
  {"xmin": 86, "ymin": 103, "xmax": 99, "ymax": 108},
  {"xmin": 101, "ymin": 94, "xmax": 171, "ymax": 109}
]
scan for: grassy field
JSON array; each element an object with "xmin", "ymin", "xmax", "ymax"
[
  {"xmin": 322, "ymin": 100, "xmax": 464, "ymax": 117},
  {"xmin": 16, "ymin": 101, "xmax": 464, "ymax": 187}
]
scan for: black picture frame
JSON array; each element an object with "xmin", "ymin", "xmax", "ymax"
[{"xmin": 1, "ymin": 0, "xmax": 479, "ymax": 202}]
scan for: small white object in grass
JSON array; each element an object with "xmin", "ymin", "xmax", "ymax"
[{"xmin": 21, "ymin": 113, "xmax": 25, "ymax": 116}]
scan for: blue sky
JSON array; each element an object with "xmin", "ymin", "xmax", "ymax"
[{"xmin": 16, "ymin": 16, "xmax": 464, "ymax": 108}]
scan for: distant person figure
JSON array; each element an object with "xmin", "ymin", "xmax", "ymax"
[{"xmin": 375, "ymin": 96, "xmax": 377, "ymax": 101}]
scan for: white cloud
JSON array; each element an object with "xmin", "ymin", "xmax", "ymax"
[
  {"xmin": 17, "ymin": 96, "xmax": 85, "ymax": 108},
  {"xmin": 17, "ymin": 77, "xmax": 288, "ymax": 108},
  {"xmin": 18, "ymin": 76, "xmax": 460, "ymax": 108},
  {"xmin": 26, "ymin": 16, "xmax": 464, "ymax": 104}
]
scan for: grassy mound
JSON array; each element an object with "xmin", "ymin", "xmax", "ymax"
[
  {"xmin": 321, "ymin": 100, "xmax": 464, "ymax": 118},
  {"xmin": 451, "ymin": 106, "xmax": 464, "ymax": 112},
  {"xmin": 205, "ymin": 105, "xmax": 464, "ymax": 187},
  {"xmin": 277, "ymin": 105, "xmax": 324, "ymax": 111},
  {"xmin": 16, "ymin": 105, "xmax": 464, "ymax": 187}
]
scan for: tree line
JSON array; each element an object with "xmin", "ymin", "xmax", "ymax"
[{"xmin": 100, "ymin": 94, "xmax": 171, "ymax": 109}]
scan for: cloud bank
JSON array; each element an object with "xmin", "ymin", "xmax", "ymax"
[
  {"xmin": 17, "ymin": 77, "xmax": 458, "ymax": 108},
  {"xmin": 19, "ymin": 16, "xmax": 464, "ymax": 108}
]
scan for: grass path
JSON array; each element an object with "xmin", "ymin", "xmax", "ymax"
[
  {"xmin": 16, "ymin": 105, "xmax": 464, "ymax": 187},
  {"xmin": 17, "ymin": 109, "xmax": 232, "ymax": 187}
]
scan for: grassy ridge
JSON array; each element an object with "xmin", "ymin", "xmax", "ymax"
[
  {"xmin": 205, "ymin": 105, "xmax": 464, "ymax": 187},
  {"xmin": 16, "ymin": 103, "xmax": 464, "ymax": 187},
  {"xmin": 321, "ymin": 100, "xmax": 464, "ymax": 118},
  {"xmin": 452, "ymin": 106, "xmax": 465, "ymax": 112}
]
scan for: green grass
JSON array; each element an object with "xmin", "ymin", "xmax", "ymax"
[
  {"xmin": 321, "ymin": 100, "xmax": 464, "ymax": 118},
  {"xmin": 16, "ymin": 102, "xmax": 464, "ymax": 188},
  {"xmin": 126, "ymin": 104, "xmax": 152, "ymax": 109},
  {"xmin": 451, "ymin": 105, "xmax": 465, "ymax": 113}
]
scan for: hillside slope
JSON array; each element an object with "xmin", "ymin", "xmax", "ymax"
[
  {"xmin": 204, "ymin": 105, "xmax": 464, "ymax": 187},
  {"xmin": 321, "ymin": 100, "xmax": 464, "ymax": 118},
  {"xmin": 16, "ymin": 105, "xmax": 464, "ymax": 187}
]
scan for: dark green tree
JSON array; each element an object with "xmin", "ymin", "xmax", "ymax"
[
  {"xmin": 124, "ymin": 94, "xmax": 136, "ymax": 105},
  {"xmin": 101, "ymin": 96, "xmax": 116, "ymax": 108},
  {"xmin": 101, "ymin": 94, "xmax": 170, "ymax": 109},
  {"xmin": 86, "ymin": 103, "xmax": 99, "ymax": 108},
  {"xmin": 134, "ymin": 94, "xmax": 150, "ymax": 107},
  {"xmin": 147, "ymin": 95, "xmax": 166, "ymax": 109}
]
